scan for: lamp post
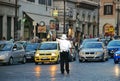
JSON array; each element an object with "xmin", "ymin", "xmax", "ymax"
[
  {"xmin": 117, "ymin": 2, "xmax": 120, "ymax": 35},
  {"xmin": 63, "ymin": 0, "xmax": 66, "ymax": 34},
  {"xmin": 46, "ymin": 0, "xmax": 48, "ymax": 11},
  {"xmin": 14, "ymin": 0, "xmax": 18, "ymax": 40},
  {"xmin": 97, "ymin": 0, "xmax": 100, "ymax": 37}
]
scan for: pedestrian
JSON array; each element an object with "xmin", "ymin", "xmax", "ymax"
[
  {"xmin": 56, "ymin": 34, "xmax": 72, "ymax": 74},
  {"xmin": 9, "ymin": 36, "xmax": 14, "ymax": 42},
  {"xmin": 1, "ymin": 36, "xmax": 6, "ymax": 41},
  {"xmin": 97, "ymin": 37, "xmax": 102, "ymax": 42},
  {"xmin": 74, "ymin": 38, "xmax": 79, "ymax": 53},
  {"xmin": 89, "ymin": 34, "xmax": 93, "ymax": 38}
]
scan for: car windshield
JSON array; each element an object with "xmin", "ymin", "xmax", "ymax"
[
  {"xmin": 0, "ymin": 43, "xmax": 12, "ymax": 51},
  {"xmin": 107, "ymin": 40, "xmax": 120, "ymax": 46},
  {"xmin": 82, "ymin": 38, "xmax": 98, "ymax": 46},
  {"xmin": 25, "ymin": 43, "xmax": 38, "ymax": 51},
  {"xmin": 83, "ymin": 42, "xmax": 102, "ymax": 48},
  {"xmin": 38, "ymin": 43, "xmax": 57, "ymax": 50}
]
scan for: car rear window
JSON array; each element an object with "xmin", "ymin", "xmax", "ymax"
[{"xmin": 39, "ymin": 43, "xmax": 57, "ymax": 50}]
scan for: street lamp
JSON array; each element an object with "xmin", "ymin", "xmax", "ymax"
[
  {"xmin": 97, "ymin": 0, "xmax": 100, "ymax": 37},
  {"xmin": 14, "ymin": 0, "xmax": 18, "ymax": 40},
  {"xmin": 116, "ymin": 2, "xmax": 120, "ymax": 35},
  {"xmin": 63, "ymin": 0, "xmax": 66, "ymax": 34}
]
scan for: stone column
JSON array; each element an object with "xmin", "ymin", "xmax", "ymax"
[
  {"xmin": 3, "ymin": 15, "xmax": 7, "ymax": 38},
  {"xmin": 21, "ymin": 18, "xmax": 24, "ymax": 38},
  {"xmin": 11, "ymin": 17, "xmax": 14, "ymax": 38}
]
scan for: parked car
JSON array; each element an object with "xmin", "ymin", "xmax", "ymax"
[
  {"xmin": 25, "ymin": 43, "xmax": 40, "ymax": 62},
  {"xmin": 107, "ymin": 40, "xmax": 120, "ymax": 58},
  {"xmin": 34, "ymin": 41, "xmax": 60, "ymax": 64},
  {"xmin": 79, "ymin": 42, "xmax": 108, "ymax": 62},
  {"xmin": 101, "ymin": 38, "xmax": 109, "ymax": 46},
  {"xmin": 16, "ymin": 41, "xmax": 28, "ymax": 49},
  {"xmin": 0, "ymin": 42, "xmax": 26, "ymax": 65},
  {"xmin": 114, "ymin": 35, "xmax": 120, "ymax": 39},
  {"xmin": 113, "ymin": 50, "xmax": 120, "ymax": 64}
]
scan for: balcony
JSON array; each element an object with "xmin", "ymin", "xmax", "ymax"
[
  {"xmin": 76, "ymin": 0, "xmax": 98, "ymax": 10},
  {"xmin": 0, "ymin": 0, "xmax": 16, "ymax": 7}
]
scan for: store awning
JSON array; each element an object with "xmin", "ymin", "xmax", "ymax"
[{"xmin": 25, "ymin": 12, "xmax": 55, "ymax": 25}]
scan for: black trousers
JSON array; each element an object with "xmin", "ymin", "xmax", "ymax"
[{"xmin": 60, "ymin": 51, "xmax": 69, "ymax": 73}]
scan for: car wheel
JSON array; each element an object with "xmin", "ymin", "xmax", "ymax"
[
  {"xmin": 79, "ymin": 59, "xmax": 83, "ymax": 63},
  {"xmin": 101, "ymin": 54, "xmax": 106, "ymax": 62},
  {"xmin": 22, "ymin": 57, "xmax": 26, "ymax": 64},
  {"xmin": 8, "ymin": 57, "xmax": 14, "ymax": 65},
  {"xmin": 106, "ymin": 57, "xmax": 108, "ymax": 61},
  {"xmin": 73, "ymin": 57, "xmax": 76, "ymax": 61},
  {"xmin": 114, "ymin": 60, "xmax": 119, "ymax": 64},
  {"xmin": 56, "ymin": 57, "xmax": 60, "ymax": 64},
  {"xmin": 35, "ymin": 62, "xmax": 38, "ymax": 65},
  {"xmin": 101, "ymin": 58, "xmax": 106, "ymax": 62}
]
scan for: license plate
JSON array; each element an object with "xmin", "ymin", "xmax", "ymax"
[
  {"xmin": 26, "ymin": 56, "xmax": 31, "ymax": 59},
  {"xmin": 42, "ymin": 57, "xmax": 47, "ymax": 59}
]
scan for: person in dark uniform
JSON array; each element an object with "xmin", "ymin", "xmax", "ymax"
[{"xmin": 57, "ymin": 34, "xmax": 72, "ymax": 74}]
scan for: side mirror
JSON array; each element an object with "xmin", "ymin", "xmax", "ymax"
[
  {"xmin": 13, "ymin": 45, "xmax": 17, "ymax": 51},
  {"xmin": 13, "ymin": 48, "xmax": 17, "ymax": 51}
]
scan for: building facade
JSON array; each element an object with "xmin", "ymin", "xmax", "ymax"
[
  {"xmin": 75, "ymin": 0, "xmax": 99, "ymax": 38},
  {"xmin": 99, "ymin": 0, "xmax": 116, "ymax": 37},
  {"xmin": 18, "ymin": 0, "xmax": 54, "ymax": 40},
  {"xmin": 0, "ymin": 0, "xmax": 17, "ymax": 40},
  {"xmin": 53, "ymin": 0, "xmax": 99, "ymax": 43},
  {"xmin": 0, "ymin": 0, "xmax": 100, "ymax": 41}
]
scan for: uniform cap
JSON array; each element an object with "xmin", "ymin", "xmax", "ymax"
[{"xmin": 61, "ymin": 34, "xmax": 67, "ymax": 40}]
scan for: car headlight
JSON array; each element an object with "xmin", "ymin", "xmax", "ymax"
[
  {"xmin": 115, "ymin": 54, "xmax": 117, "ymax": 56},
  {"xmin": 51, "ymin": 53, "xmax": 56, "ymax": 56},
  {"xmin": 0, "ymin": 53, "xmax": 9, "ymax": 57},
  {"xmin": 96, "ymin": 52, "xmax": 102, "ymax": 54},
  {"xmin": 115, "ymin": 54, "xmax": 119, "ymax": 56},
  {"xmin": 35, "ymin": 53, "xmax": 39, "ymax": 57},
  {"xmin": 79, "ymin": 52, "xmax": 84, "ymax": 55}
]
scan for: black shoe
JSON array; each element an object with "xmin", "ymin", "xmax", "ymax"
[
  {"xmin": 67, "ymin": 71, "xmax": 69, "ymax": 74},
  {"xmin": 61, "ymin": 71, "xmax": 64, "ymax": 74}
]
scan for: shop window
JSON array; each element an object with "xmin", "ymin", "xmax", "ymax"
[
  {"xmin": 7, "ymin": 17, "xmax": 11, "ymax": 40},
  {"xmin": 0, "ymin": 16, "xmax": 3, "ymax": 39},
  {"xmin": 48, "ymin": 0, "xmax": 52, "ymax": 6},
  {"xmin": 88, "ymin": 15, "xmax": 90, "ymax": 22},
  {"xmin": 39, "ymin": 0, "xmax": 51, "ymax": 6},
  {"xmin": 39, "ymin": 0, "xmax": 45, "ymax": 5},
  {"xmin": 93, "ymin": 16, "xmax": 96, "ymax": 22},
  {"xmin": 82, "ymin": 14, "xmax": 85, "ymax": 21},
  {"xmin": 104, "ymin": 5, "xmax": 113, "ymax": 15}
]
